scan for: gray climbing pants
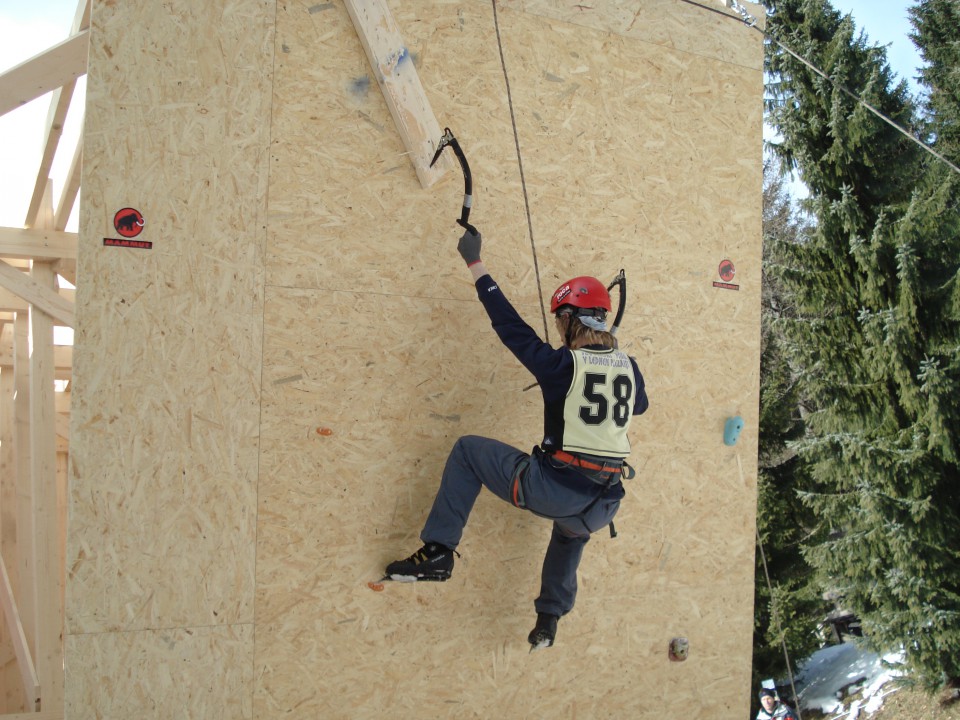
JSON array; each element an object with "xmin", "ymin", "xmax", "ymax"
[{"xmin": 421, "ymin": 435, "xmax": 624, "ymax": 617}]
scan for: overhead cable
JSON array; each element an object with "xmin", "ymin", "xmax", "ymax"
[{"xmin": 677, "ymin": 0, "xmax": 960, "ymax": 178}]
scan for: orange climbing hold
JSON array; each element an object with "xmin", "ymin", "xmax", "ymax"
[
  {"xmin": 367, "ymin": 581, "xmax": 385, "ymax": 592},
  {"xmin": 316, "ymin": 427, "xmax": 333, "ymax": 436}
]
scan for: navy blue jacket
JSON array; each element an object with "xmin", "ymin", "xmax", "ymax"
[{"xmin": 474, "ymin": 274, "xmax": 648, "ymax": 454}]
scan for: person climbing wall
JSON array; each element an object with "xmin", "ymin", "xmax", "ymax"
[{"xmin": 384, "ymin": 227, "xmax": 649, "ymax": 650}]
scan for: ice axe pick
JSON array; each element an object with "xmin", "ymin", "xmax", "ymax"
[{"xmin": 430, "ymin": 127, "xmax": 478, "ymax": 236}]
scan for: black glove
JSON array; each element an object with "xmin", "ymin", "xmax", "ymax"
[{"xmin": 457, "ymin": 229, "xmax": 482, "ymax": 266}]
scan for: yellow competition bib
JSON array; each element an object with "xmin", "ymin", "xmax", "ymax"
[{"xmin": 562, "ymin": 349, "xmax": 636, "ymax": 458}]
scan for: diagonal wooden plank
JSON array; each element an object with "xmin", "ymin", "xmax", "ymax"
[
  {"xmin": 54, "ymin": 128, "xmax": 83, "ymax": 232},
  {"xmin": 0, "ymin": 30, "xmax": 89, "ymax": 119},
  {"xmin": 24, "ymin": 1, "xmax": 91, "ymax": 227},
  {"xmin": 0, "ymin": 262, "xmax": 74, "ymax": 329},
  {"xmin": 0, "ymin": 557, "xmax": 40, "ymax": 713},
  {"xmin": 24, "ymin": 83, "xmax": 77, "ymax": 229},
  {"xmin": 343, "ymin": 0, "xmax": 452, "ymax": 189}
]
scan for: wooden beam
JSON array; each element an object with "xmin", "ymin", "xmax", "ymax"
[
  {"xmin": 0, "ymin": 345, "xmax": 72, "ymax": 371},
  {"xmin": 55, "ymin": 413, "xmax": 69, "ymax": 442},
  {"xmin": 24, "ymin": 0, "xmax": 91, "ymax": 228},
  {"xmin": 52, "ymin": 260, "xmax": 77, "ymax": 288},
  {"xmin": 0, "ymin": 30, "xmax": 89, "ymax": 119},
  {"xmin": 55, "ymin": 392, "xmax": 70, "ymax": 415},
  {"xmin": 54, "ymin": 125, "xmax": 83, "ymax": 232},
  {"xmin": 0, "ymin": 227, "xmax": 78, "ymax": 262},
  {"xmin": 0, "ymin": 262, "xmax": 74, "ymax": 329},
  {"xmin": 0, "ymin": 640, "xmax": 14, "ymax": 669},
  {"xmin": 12, "ymin": 315, "xmax": 34, "ymax": 694},
  {"xmin": 343, "ymin": 0, "xmax": 452, "ymax": 189},
  {"xmin": 0, "ymin": 558, "xmax": 39, "ymax": 711},
  {"xmin": 0, "ymin": 365, "xmax": 22, "ymax": 709},
  {"xmin": 71, "ymin": 0, "xmax": 92, "ymax": 34},
  {"xmin": 30, "ymin": 261, "xmax": 63, "ymax": 712},
  {"xmin": 24, "ymin": 83, "xmax": 77, "ymax": 230},
  {"xmin": 0, "ymin": 289, "xmax": 75, "ymax": 318}
]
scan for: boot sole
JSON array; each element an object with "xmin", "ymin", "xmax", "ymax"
[{"xmin": 388, "ymin": 573, "xmax": 450, "ymax": 583}]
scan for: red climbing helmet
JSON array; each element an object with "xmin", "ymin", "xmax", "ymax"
[{"xmin": 550, "ymin": 276, "xmax": 612, "ymax": 315}]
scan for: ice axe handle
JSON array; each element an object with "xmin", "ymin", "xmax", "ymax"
[
  {"xmin": 431, "ymin": 128, "xmax": 477, "ymax": 236},
  {"xmin": 607, "ymin": 269, "xmax": 626, "ymax": 336}
]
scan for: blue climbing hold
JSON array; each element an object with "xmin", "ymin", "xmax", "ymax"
[{"xmin": 724, "ymin": 416, "xmax": 744, "ymax": 446}]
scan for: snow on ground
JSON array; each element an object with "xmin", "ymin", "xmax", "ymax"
[{"xmin": 791, "ymin": 642, "xmax": 906, "ymax": 718}]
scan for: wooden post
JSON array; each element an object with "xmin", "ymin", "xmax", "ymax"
[
  {"xmin": 1, "ymin": 361, "xmax": 29, "ymax": 713},
  {"xmin": 29, "ymin": 260, "xmax": 62, "ymax": 712},
  {"xmin": 12, "ymin": 315, "xmax": 33, "ymax": 691}
]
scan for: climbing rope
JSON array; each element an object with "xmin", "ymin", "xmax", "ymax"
[
  {"xmin": 490, "ymin": 0, "xmax": 552, "ymax": 344},
  {"xmin": 757, "ymin": 526, "xmax": 804, "ymax": 719}
]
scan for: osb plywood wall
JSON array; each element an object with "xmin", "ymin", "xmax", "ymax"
[{"xmin": 66, "ymin": 0, "xmax": 763, "ymax": 717}]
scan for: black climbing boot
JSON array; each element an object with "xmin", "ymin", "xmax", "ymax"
[
  {"xmin": 528, "ymin": 612, "xmax": 559, "ymax": 650},
  {"xmin": 385, "ymin": 542, "xmax": 454, "ymax": 582}
]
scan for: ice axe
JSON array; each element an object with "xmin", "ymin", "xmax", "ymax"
[
  {"xmin": 607, "ymin": 269, "xmax": 627, "ymax": 340},
  {"xmin": 430, "ymin": 127, "xmax": 478, "ymax": 236}
]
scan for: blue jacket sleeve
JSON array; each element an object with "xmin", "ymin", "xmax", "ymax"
[
  {"xmin": 473, "ymin": 274, "xmax": 571, "ymax": 398},
  {"xmin": 631, "ymin": 357, "xmax": 649, "ymax": 415}
]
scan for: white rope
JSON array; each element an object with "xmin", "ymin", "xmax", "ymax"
[
  {"xmin": 757, "ymin": 525, "xmax": 804, "ymax": 720},
  {"xmin": 490, "ymin": 0, "xmax": 552, "ymax": 343}
]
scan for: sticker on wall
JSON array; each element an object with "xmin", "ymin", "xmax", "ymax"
[
  {"xmin": 113, "ymin": 208, "xmax": 145, "ymax": 237},
  {"xmin": 712, "ymin": 258, "xmax": 739, "ymax": 291},
  {"xmin": 104, "ymin": 207, "xmax": 152, "ymax": 249}
]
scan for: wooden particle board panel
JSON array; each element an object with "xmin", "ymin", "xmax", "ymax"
[
  {"xmin": 65, "ymin": 0, "xmax": 275, "ymax": 655},
  {"xmin": 64, "ymin": 0, "xmax": 763, "ymax": 717},
  {"xmin": 253, "ymin": 2, "xmax": 760, "ymax": 717},
  {"xmin": 64, "ymin": 625, "xmax": 254, "ymax": 719},
  {"xmin": 266, "ymin": 0, "xmax": 540, "ymax": 308},
  {"xmin": 502, "ymin": 0, "xmax": 765, "ymax": 70},
  {"xmin": 495, "ymin": 3, "xmax": 763, "ymax": 321},
  {"xmin": 256, "ymin": 286, "xmax": 545, "ymax": 624}
]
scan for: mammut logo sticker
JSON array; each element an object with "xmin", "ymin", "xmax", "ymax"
[
  {"xmin": 718, "ymin": 259, "xmax": 736, "ymax": 282},
  {"xmin": 713, "ymin": 259, "xmax": 739, "ymax": 291},
  {"xmin": 113, "ymin": 208, "xmax": 145, "ymax": 238},
  {"xmin": 105, "ymin": 207, "xmax": 152, "ymax": 249}
]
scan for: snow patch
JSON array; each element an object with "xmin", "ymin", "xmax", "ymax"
[{"xmin": 791, "ymin": 643, "xmax": 905, "ymax": 717}]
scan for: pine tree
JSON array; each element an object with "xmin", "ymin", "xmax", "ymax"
[
  {"xmin": 753, "ymin": 159, "xmax": 826, "ymax": 700},
  {"xmin": 911, "ymin": 0, "xmax": 960, "ymax": 155},
  {"xmin": 763, "ymin": 0, "xmax": 960, "ymax": 690}
]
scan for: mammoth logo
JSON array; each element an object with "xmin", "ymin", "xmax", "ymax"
[
  {"xmin": 712, "ymin": 258, "xmax": 740, "ymax": 291},
  {"xmin": 113, "ymin": 208, "xmax": 145, "ymax": 238},
  {"xmin": 718, "ymin": 259, "xmax": 736, "ymax": 282}
]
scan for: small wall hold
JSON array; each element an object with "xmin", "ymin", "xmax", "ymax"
[
  {"xmin": 724, "ymin": 416, "xmax": 744, "ymax": 446},
  {"xmin": 669, "ymin": 637, "xmax": 689, "ymax": 662}
]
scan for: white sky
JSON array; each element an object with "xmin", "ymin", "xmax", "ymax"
[
  {"xmin": 0, "ymin": 0, "xmax": 928, "ymax": 233},
  {"xmin": 0, "ymin": 0, "xmax": 84, "ymax": 232},
  {"xmin": 829, "ymin": 0, "xmax": 923, "ymax": 90}
]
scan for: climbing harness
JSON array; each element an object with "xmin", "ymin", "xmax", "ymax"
[{"xmin": 430, "ymin": 127, "xmax": 478, "ymax": 236}]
